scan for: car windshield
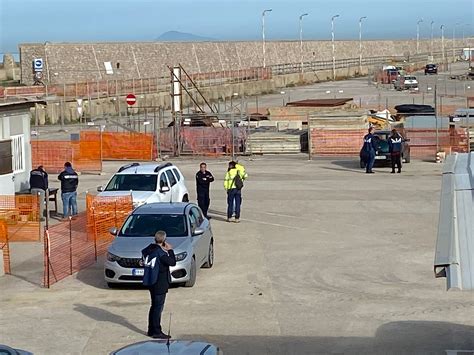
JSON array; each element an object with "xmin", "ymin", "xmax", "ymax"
[
  {"xmin": 119, "ymin": 214, "xmax": 187, "ymax": 237},
  {"xmin": 105, "ymin": 174, "xmax": 157, "ymax": 191},
  {"xmin": 405, "ymin": 76, "xmax": 416, "ymax": 80}
]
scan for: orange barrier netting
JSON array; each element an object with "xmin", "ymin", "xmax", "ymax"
[
  {"xmin": 0, "ymin": 220, "xmax": 10, "ymax": 274},
  {"xmin": 403, "ymin": 128, "xmax": 468, "ymax": 158},
  {"xmin": 44, "ymin": 194, "xmax": 133, "ymax": 287},
  {"xmin": 44, "ymin": 213, "xmax": 96, "ymax": 287},
  {"xmin": 0, "ymin": 195, "xmax": 41, "ymax": 242},
  {"xmin": 80, "ymin": 131, "xmax": 154, "ymax": 161},
  {"xmin": 311, "ymin": 129, "xmax": 366, "ymax": 156},
  {"xmin": 31, "ymin": 139, "xmax": 102, "ymax": 173}
]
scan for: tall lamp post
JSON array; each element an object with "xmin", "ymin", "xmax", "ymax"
[
  {"xmin": 299, "ymin": 13, "xmax": 309, "ymax": 74},
  {"xmin": 440, "ymin": 25, "xmax": 445, "ymax": 64},
  {"xmin": 331, "ymin": 14, "xmax": 340, "ymax": 81},
  {"xmin": 359, "ymin": 16, "xmax": 367, "ymax": 74},
  {"xmin": 430, "ymin": 20, "xmax": 435, "ymax": 57},
  {"xmin": 416, "ymin": 18, "xmax": 423, "ymax": 54},
  {"xmin": 262, "ymin": 9, "xmax": 272, "ymax": 68},
  {"xmin": 453, "ymin": 23, "xmax": 460, "ymax": 63}
]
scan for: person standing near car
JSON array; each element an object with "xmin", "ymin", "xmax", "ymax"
[
  {"xmin": 29, "ymin": 165, "xmax": 48, "ymax": 221},
  {"xmin": 389, "ymin": 129, "xmax": 403, "ymax": 173},
  {"xmin": 224, "ymin": 161, "xmax": 246, "ymax": 223},
  {"xmin": 362, "ymin": 127, "xmax": 378, "ymax": 174},
  {"xmin": 142, "ymin": 231, "xmax": 176, "ymax": 339},
  {"xmin": 58, "ymin": 162, "xmax": 78, "ymax": 220},
  {"xmin": 195, "ymin": 162, "xmax": 214, "ymax": 219}
]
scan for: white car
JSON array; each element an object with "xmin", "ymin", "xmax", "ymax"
[
  {"xmin": 394, "ymin": 75, "xmax": 419, "ymax": 91},
  {"xmin": 98, "ymin": 162, "xmax": 189, "ymax": 207}
]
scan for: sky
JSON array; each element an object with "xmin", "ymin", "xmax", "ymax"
[{"xmin": 0, "ymin": 0, "xmax": 473, "ymax": 55}]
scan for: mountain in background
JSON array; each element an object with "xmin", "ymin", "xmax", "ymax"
[{"xmin": 156, "ymin": 31, "xmax": 214, "ymax": 42}]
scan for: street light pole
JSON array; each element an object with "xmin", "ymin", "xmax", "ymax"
[
  {"xmin": 440, "ymin": 25, "xmax": 445, "ymax": 64},
  {"xmin": 299, "ymin": 13, "xmax": 308, "ymax": 74},
  {"xmin": 453, "ymin": 22, "xmax": 460, "ymax": 63},
  {"xmin": 430, "ymin": 20, "xmax": 435, "ymax": 57},
  {"xmin": 262, "ymin": 9, "xmax": 272, "ymax": 68},
  {"xmin": 331, "ymin": 14, "xmax": 340, "ymax": 81},
  {"xmin": 417, "ymin": 18, "xmax": 423, "ymax": 54},
  {"xmin": 359, "ymin": 16, "xmax": 367, "ymax": 74}
]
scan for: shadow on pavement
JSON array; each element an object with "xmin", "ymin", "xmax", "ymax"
[
  {"xmin": 73, "ymin": 303, "xmax": 145, "ymax": 335},
  {"xmin": 181, "ymin": 321, "xmax": 474, "ymax": 355}
]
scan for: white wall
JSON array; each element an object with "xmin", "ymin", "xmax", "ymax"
[{"xmin": 0, "ymin": 112, "xmax": 32, "ymax": 194}]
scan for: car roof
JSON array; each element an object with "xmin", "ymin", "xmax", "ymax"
[
  {"xmin": 133, "ymin": 202, "xmax": 191, "ymax": 215},
  {"xmin": 116, "ymin": 162, "xmax": 175, "ymax": 174}
]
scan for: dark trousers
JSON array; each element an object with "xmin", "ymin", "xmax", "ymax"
[
  {"xmin": 227, "ymin": 189, "xmax": 242, "ymax": 219},
  {"xmin": 148, "ymin": 289, "xmax": 166, "ymax": 335},
  {"xmin": 197, "ymin": 192, "xmax": 210, "ymax": 217},
  {"xmin": 366, "ymin": 150, "xmax": 375, "ymax": 173},
  {"xmin": 391, "ymin": 152, "xmax": 402, "ymax": 172}
]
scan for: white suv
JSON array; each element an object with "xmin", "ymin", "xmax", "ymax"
[{"xmin": 97, "ymin": 162, "xmax": 189, "ymax": 206}]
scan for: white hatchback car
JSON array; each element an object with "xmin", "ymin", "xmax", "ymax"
[{"xmin": 97, "ymin": 162, "xmax": 189, "ymax": 206}]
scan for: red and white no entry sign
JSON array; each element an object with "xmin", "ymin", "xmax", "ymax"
[{"xmin": 126, "ymin": 94, "xmax": 136, "ymax": 106}]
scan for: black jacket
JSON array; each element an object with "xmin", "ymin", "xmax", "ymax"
[
  {"xmin": 142, "ymin": 243, "xmax": 176, "ymax": 294},
  {"xmin": 196, "ymin": 170, "xmax": 214, "ymax": 195},
  {"xmin": 58, "ymin": 167, "xmax": 79, "ymax": 193},
  {"xmin": 389, "ymin": 134, "xmax": 403, "ymax": 153},
  {"xmin": 30, "ymin": 168, "xmax": 48, "ymax": 191}
]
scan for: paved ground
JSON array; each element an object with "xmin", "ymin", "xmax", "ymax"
[{"xmin": 1, "ymin": 156, "xmax": 474, "ymax": 354}]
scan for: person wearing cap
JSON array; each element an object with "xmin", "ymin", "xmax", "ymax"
[
  {"xmin": 389, "ymin": 129, "xmax": 404, "ymax": 173},
  {"xmin": 29, "ymin": 165, "xmax": 48, "ymax": 221}
]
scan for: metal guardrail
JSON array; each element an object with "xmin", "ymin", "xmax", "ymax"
[
  {"xmin": 434, "ymin": 152, "xmax": 474, "ymax": 291},
  {"xmin": 270, "ymin": 50, "xmax": 464, "ymax": 76}
]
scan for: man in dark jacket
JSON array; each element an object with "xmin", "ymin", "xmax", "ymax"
[
  {"xmin": 362, "ymin": 127, "xmax": 378, "ymax": 174},
  {"xmin": 389, "ymin": 129, "xmax": 404, "ymax": 173},
  {"xmin": 142, "ymin": 230, "xmax": 176, "ymax": 339},
  {"xmin": 29, "ymin": 165, "xmax": 48, "ymax": 221},
  {"xmin": 58, "ymin": 162, "xmax": 79, "ymax": 220},
  {"xmin": 195, "ymin": 162, "xmax": 214, "ymax": 218}
]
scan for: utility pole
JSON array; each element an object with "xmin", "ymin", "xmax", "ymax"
[
  {"xmin": 299, "ymin": 13, "xmax": 309, "ymax": 74},
  {"xmin": 440, "ymin": 25, "xmax": 445, "ymax": 65},
  {"xmin": 262, "ymin": 9, "xmax": 272, "ymax": 68},
  {"xmin": 416, "ymin": 18, "xmax": 424, "ymax": 54},
  {"xmin": 430, "ymin": 20, "xmax": 435, "ymax": 57},
  {"xmin": 331, "ymin": 14, "xmax": 340, "ymax": 81},
  {"xmin": 359, "ymin": 16, "xmax": 367, "ymax": 74}
]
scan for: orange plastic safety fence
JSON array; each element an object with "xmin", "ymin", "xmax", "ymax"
[
  {"xmin": 404, "ymin": 128, "xmax": 469, "ymax": 158},
  {"xmin": 44, "ymin": 213, "xmax": 96, "ymax": 287},
  {"xmin": 80, "ymin": 131, "xmax": 154, "ymax": 160},
  {"xmin": 0, "ymin": 220, "xmax": 10, "ymax": 274},
  {"xmin": 311, "ymin": 129, "xmax": 366, "ymax": 156},
  {"xmin": 0, "ymin": 195, "xmax": 40, "ymax": 242},
  {"xmin": 31, "ymin": 139, "xmax": 102, "ymax": 173}
]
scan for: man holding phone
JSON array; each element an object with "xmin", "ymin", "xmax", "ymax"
[{"xmin": 142, "ymin": 230, "xmax": 176, "ymax": 339}]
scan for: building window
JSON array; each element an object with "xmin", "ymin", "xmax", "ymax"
[
  {"xmin": 11, "ymin": 134, "xmax": 25, "ymax": 173},
  {"xmin": 0, "ymin": 140, "xmax": 13, "ymax": 175}
]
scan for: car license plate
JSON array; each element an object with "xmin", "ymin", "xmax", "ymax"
[
  {"xmin": 375, "ymin": 156, "xmax": 386, "ymax": 160},
  {"xmin": 132, "ymin": 268, "xmax": 144, "ymax": 276}
]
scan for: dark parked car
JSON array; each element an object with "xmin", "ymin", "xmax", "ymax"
[
  {"xmin": 424, "ymin": 64, "xmax": 438, "ymax": 75},
  {"xmin": 360, "ymin": 131, "xmax": 410, "ymax": 168}
]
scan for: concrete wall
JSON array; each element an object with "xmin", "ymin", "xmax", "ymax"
[{"xmin": 19, "ymin": 38, "xmax": 474, "ymax": 85}]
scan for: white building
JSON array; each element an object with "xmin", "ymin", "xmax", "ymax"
[{"xmin": 0, "ymin": 101, "xmax": 38, "ymax": 195}]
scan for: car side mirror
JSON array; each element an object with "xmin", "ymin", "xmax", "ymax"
[
  {"xmin": 160, "ymin": 185, "xmax": 170, "ymax": 193},
  {"xmin": 109, "ymin": 227, "xmax": 118, "ymax": 236},
  {"xmin": 193, "ymin": 228, "xmax": 205, "ymax": 236},
  {"xmin": 404, "ymin": 138, "xmax": 410, "ymax": 142},
  {"xmin": 97, "ymin": 186, "xmax": 104, "ymax": 192}
]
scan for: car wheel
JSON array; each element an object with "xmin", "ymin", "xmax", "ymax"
[
  {"xmin": 404, "ymin": 154, "xmax": 410, "ymax": 163},
  {"xmin": 184, "ymin": 257, "xmax": 196, "ymax": 287},
  {"xmin": 203, "ymin": 241, "xmax": 214, "ymax": 268},
  {"xmin": 182, "ymin": 194, "xmax": 189, "ymax": 202},
  {"xmin": 360, "ymin": 160, "xmax": 366, "ymax": 169}
]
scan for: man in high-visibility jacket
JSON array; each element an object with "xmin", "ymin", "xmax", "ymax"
[{"xmin": 224, "ymin": 161, "xmax": 247, "ymax": 223}]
